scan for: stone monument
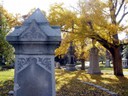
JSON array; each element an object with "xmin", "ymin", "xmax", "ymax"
[
  {"xmin": 122, "ymin": 58, "xmax": 128, "ymax": 68},
  {"xmin": 87, "ymin": 40, "xmax": 101, "ymax": 74},
  {"xmin": 105, "ymin": 51, "xmax": 111, "ymax": 67},
  {"xmin": 6, "ymin": 9, "xmax": 61, "ymax": 96},
  {"xmin": 122, "ymin": 48, "xmax": 128, "ymax": 68},
  {"xmin": 66, "ymin": 42, "xmax": 76, "ymax": 71}
]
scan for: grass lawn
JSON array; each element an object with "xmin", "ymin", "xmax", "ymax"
[
  {"xmin": 1, "ymin": 67, "xmax": 128, "ymax": 96},
  {"xmin": 0, "ymin": 69, "xmax": 14, "ymax": 96}
]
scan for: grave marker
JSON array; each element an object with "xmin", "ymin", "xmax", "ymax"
[{"xmin": 7, "ymin": 9, "xmax": 61, "ymax": 96}]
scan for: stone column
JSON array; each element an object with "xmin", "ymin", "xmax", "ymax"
[
  {"xmin": 87, "ymin": 47, "xmax": 101, "ymax": 74},
  {"xmin": 6, "ymin": 9, "xmax": 61, "ymax": 96}
]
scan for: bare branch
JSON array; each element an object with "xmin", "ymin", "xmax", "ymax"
[
  {"xmin": 118, "ymin": 11, "xmax": 128, "ymax": 24},
  {"xmin": 116, "ymin": 0, "xmax": 125, "ymax": 17},
  {"xmin": 123, "ymin": 4, "xmax": 126, "ymax": 14},
  {"xmin": 114, "ymin": 0, "xmax": 118, "ymax": 9}
]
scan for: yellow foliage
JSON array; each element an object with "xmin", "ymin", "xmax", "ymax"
[
  {"xmin": 0, "ymin": 6, "xmax": 21, "ymax": 28},
  {"xmin": 55, "ymin": 69, "xmax": 128, "ymax": 96}
]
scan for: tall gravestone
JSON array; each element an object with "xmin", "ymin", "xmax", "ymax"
[
  {"xmin": 6, "ymin": 9, "xmax": 61, "ymax": 96},
  {"xmin": 87, "ymin": 47, "xmax": 101, "ymax": 74},
  {"xmin": 66, "ymin": 42, "xmax": 76, "ymax": 71}
]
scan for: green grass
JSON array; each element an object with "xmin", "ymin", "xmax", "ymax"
[
  {"xmin": 0, "ymin": 69, "xmax": 14, "ymax": 96},
  {"xmin": 1, "ymin": 68, "xmax": 128, "ymax": 96},
  {"xmin": 0, "ymin": 69, "xmax": 14, "ymax": 81}
]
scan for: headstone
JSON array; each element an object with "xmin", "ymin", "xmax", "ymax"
[
  {"xmin": 105, "ymin": 51, "xmax": 111, "ymax": 67},
  {"xmin": 66, "ymin": 42, "xmax": 76, "ymax": 71},
  {"xmin": 55, "ymin": 62, "xmax": 61, "ymax": 69},
  {"xmin": 105, "ymin": 59, "xmax": 110, "ymax": 67},
  {"xmin": 122, "ymin": 58, "xmax": 128, "ymax": 68},
  {"xmin": 87, "ymin": 47, "xmax": 101, "ymax": 74},
  {"xmin": 6, "ymin": 9, "xmax": 61, "ymax": 96}
]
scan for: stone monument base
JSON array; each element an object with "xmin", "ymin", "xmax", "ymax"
[
  {"xmin": 65, "ymin": 64, "xmax": 76, "ymax": 71},
  {"xmin": 87, "ymin": 67, "xmax": 102, "ymax": 74}
]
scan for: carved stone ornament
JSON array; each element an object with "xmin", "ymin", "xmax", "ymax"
[
  {"xmin": 20, "ymin": 20, "xmax": 47, "ymax": 41},
  {"xmin": 17, "ymin": 57, "xmax": 52, "ymax": 73}
]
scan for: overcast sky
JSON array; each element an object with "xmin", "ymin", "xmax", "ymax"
[{"xmin": 1, "ymin": 0, "xmax": 78, "ymax": 15}]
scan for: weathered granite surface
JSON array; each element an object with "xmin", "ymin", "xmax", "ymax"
[{"xmin": 6, "ymin": 8, "xmax": 61, "ymax": 96}]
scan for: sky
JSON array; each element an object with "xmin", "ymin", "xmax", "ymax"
[
  {"xmin": 1, "ymin": 0, "xmax": 78, "ymax": 15},
  {"xmin": 0, "ymin": 0, "xmax": 126, "ymax": 39}
]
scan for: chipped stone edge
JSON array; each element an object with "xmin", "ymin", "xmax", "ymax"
[{"xmin": 77, "ymin": 79, "xmax": 118, "ymax": 96}]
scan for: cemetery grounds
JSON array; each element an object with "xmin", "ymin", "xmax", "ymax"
[{"xmin": 0, "ymin": 64, "xmax": 128, "ymax": 96}]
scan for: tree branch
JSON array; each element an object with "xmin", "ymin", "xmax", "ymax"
[
  {"xmin": 114, "ymin": 0, "xmax": 118, "ymax": 9},
  {"xmin": 116, "ymin": 0, "xmax": 125, "ymax": 17},
  {"xmin": 120, "ymin": 39, "xmax": 128, "ymax": 46},
  {"xmin": 61, "ymin": 29, "xmax": 69, "ymax": 32},
  {"xmin": 89, "ymin": 33, "xmax": 114, "ymax": 51},
  {"xmin": 110, "ymin": 0, "xmax": 115, "ymax": 11},
  {"xmin": 118, "ymin": 11, "xmax": 128, "ymax": 24}
]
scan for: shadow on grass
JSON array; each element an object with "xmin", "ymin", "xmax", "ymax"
[
  {"xmin": 0, "ymin": 80, "xmax": 14, "ymax": 96},
  {"xmin": 88, "ymin": 74, "xmax": 128, "ymax": 96},
  {"xmin": 56, "ymin": 70, "xmax": 111, "ymax": 96},
  {"xmin": 56, "ymin": 69, "xmax": 128, "ymax": 96}
]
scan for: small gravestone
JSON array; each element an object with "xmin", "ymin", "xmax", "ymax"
[
  {"xmin": 6, "ymin": 9, "xmax": 61, "ymax": 96},
  {"xmin": 87, "ymin": 47, "xmax": 101, "ymax": 74},
  {"xmin": 105, "ymin": 59, "xmax": 110, "ymax": 67},
  {"xmin": 105, "ymin": 51, "xmax": 111, "ymax": 67},
  {"xmin": 55, "ymin": 62, "xmax": 61, "ymax": 69},
  {"xmin": 122, "ymin": 58, "xmax": 128, "ymax": 68},
  {"xmin": 66, "ymin": 42, "xmax": 76, "ymax": 71}
]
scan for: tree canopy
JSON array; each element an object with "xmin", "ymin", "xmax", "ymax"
[
  {"xmin": 48, "ymin": 0, "xmax": 128, "ymax": 76},
  {"xmin": 77, "ymin": 0, "xmax": 128, "ymax": 76}
]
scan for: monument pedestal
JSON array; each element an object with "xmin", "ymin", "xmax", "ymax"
[
  {"xmin": 87, "ymin": 47, "xmax": 101, "ymax": 74},
  {"xmin": 66, "ymin": 64, "xmax": 76, "ymax": 71}
]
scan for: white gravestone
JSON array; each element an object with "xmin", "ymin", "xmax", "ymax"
[
  {"xmin": 88, "ymin": 47, "xmax": 101, "ymax": 74},
  {"xmin": 6, "ymin": 9, "xmax": 61, "ymax": 96},
  {"xmin": 122, "ymin": 58, "xmax": 128, "ymax": 68}
]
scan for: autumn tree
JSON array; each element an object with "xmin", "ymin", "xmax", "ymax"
[
  {"xmin": 74, "ymin": 39, "xmax": 90, "ymax": 70},
  {"xmin": 0, "ymin": 5, "xmax": 21, "ymax": 65},
  {"xmin": 48, "ymin": 3, "xmax": 105, "ymax": 70},
  {"xmin": 77, "ymin": 0, "xmax": 128, "ymax": 76},
  {"xmin": 48, "ymin": 3, "xmax": 78, "ymax": 55}
]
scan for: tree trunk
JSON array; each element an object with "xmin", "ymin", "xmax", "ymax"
[
  {"xmin": 110, "ymin": 47, "xmax": 124, "ymax": 76},
  {"xmin": 81, "ymin": 59, "xmax": 85, "ymax": 70}
]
